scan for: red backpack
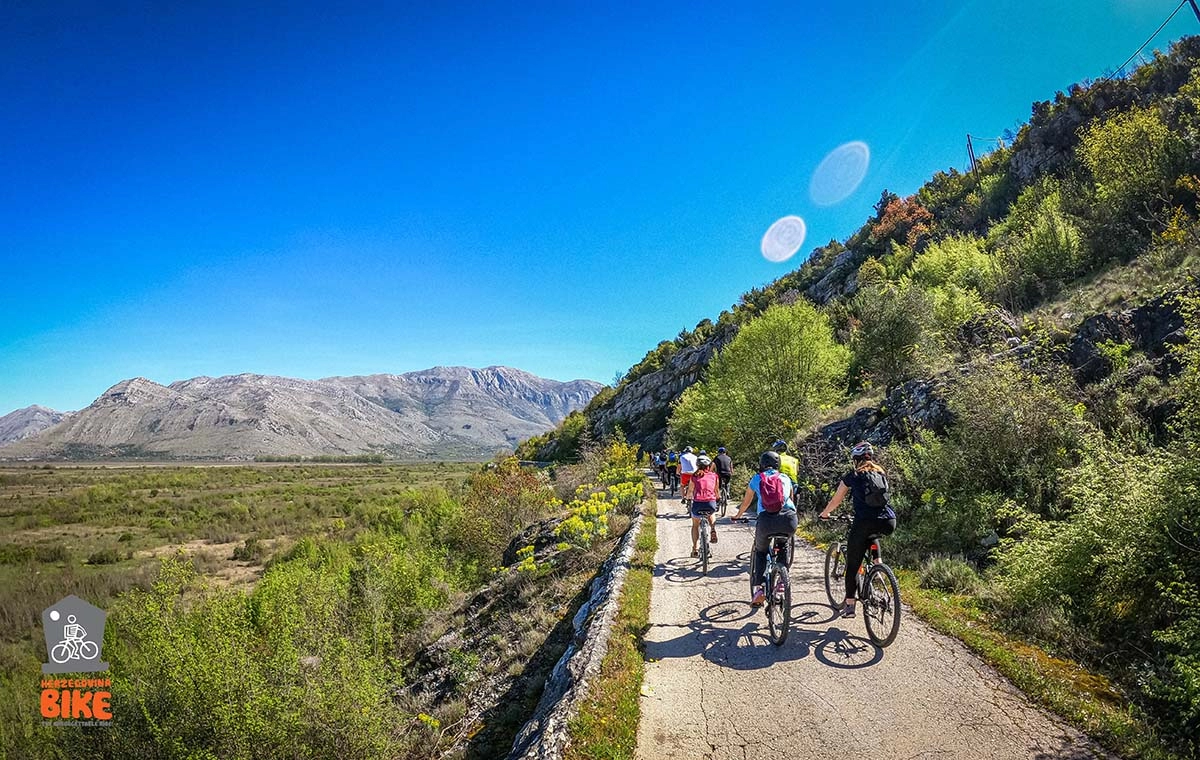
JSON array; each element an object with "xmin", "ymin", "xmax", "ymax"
[{"xmin": 759, "ymin": 471, "xmax": 786, "ymax": 512}]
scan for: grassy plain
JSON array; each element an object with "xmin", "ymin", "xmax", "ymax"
[{"xmin": 0, "ymin": 462, "xmax": 476, "ymax": 674}]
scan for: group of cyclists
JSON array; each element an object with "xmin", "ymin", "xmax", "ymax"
[{"xmin": 656, "ymin": 438, "xmax": 896, "ymax": 615}]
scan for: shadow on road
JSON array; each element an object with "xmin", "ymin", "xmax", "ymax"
[
  {"xmin": 644, "ymin": 599, "xmax": 883, "ymax": 671},
  {"xmin": 659, "ymin": 556, "xmax": 744, "ymax": 583}
]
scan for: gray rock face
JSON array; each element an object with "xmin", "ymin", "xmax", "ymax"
[
  {"xmin": 1065, "ymin": 290, "xmax": 1187, "ymax": 384},
  {"xmin": 0, "ymin": 405, "xmax": 66, "ymax": 445},
  {"xmin": 589, "ymin": 325, "xmax": 739, "ymax": 451},
  {"xmin": 805, "ymin": 249, "xmax": 862, "ymax": 305},
  {"xmin": 1, "ymin": 367, "xmax": 602, "ymax": 460},
  {"xmin": 956, "ymin": 307, "xmax": 1020, "ymax": 350}
]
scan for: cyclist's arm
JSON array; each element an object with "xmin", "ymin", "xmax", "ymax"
[
  {"xmin": 818, "ymin": 482, "xmax": 849, "ymax": 519},
  {"xmin": 731, "ymin": 487, "xmax": 755, "ymax": 519}
]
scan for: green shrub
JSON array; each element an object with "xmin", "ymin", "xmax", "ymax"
[
  {"xmin": 231, "ymin": 537, "xmax": 265, "ymax": 562},
  {"xmin": 86, "ymin": 547, "xmax": 121, "ymax": 565},
  {"xmin": 919, "ymin": 555, "xmax": 984, "ymax": 595},
  {"xmin": 848, "ymin": 281, "xmax": 937, "ymax": 389}
]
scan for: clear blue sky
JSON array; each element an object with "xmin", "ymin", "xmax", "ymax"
[{"xmin": 3, "ymin": 0, "xmax": 1196, "ymax": 413}]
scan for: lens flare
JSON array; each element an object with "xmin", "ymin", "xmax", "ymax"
[
  {"xmin": 809, "ymin": 141, "xmax": 870, "ymax": 207},
  {"xmin": 761, "ymin": 216, "xmax": 807, "ymax": 263}
]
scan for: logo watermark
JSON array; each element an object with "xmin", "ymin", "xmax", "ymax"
[{"xmin": 40, "ymin": 595, "xmax": 112, "ymax": 726}]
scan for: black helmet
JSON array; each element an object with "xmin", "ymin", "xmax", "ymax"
[
  {"xmin": 851, "ymin": 441, "xmax": 874, "ymax": 458},
  {"xmin": 759, "ymin": 451, "xmax": 781, "ymax": 471},
  {"xmin": 696, "ymin": 455, "xmax": 712, "ymax": 468},
  {"xmin": 772, "ymin": 439, "xmax": 788, "ymax": 452}
]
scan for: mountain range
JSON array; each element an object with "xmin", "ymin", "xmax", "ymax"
[{"xmin": 0, "ymin": 366, "xmax": 602, "ymax": 460}]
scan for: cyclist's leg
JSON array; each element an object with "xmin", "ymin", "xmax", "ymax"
[
  {"xmin": 777, "ymin": 512, "xmax": 799, "ymax": 567},
  {"xmin": 706, "ymin": 510, "xmax": 717, "ymax": 541},
  {"xmin": 690, "ymin": 515, "xmax": 700, "ymax": 553},
  {"xmin": 844, "ymin": 519, "xmax": 871, "ymax": 604},
  {"xmin": 751, "ymin": 521, "xmax": 769, "ymax": 590}
]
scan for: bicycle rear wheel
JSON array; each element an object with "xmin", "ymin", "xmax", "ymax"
[
  {"xmin": 824, "ymin": 542, "xmax": 845, "ymax": 607},
  {"xmin": 766, "ymin": 565, "xmax": 790, "ymax": 646},
  {"xmin": 863, "ymin": 563, "xmax": 901, "ymax": 647},
  {"xmin": 699, "ymin": 525, "xmax": 710, "ymax": 576}
]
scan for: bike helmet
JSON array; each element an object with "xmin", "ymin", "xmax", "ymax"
[
  {"xmin": 717, "ymin": 446, "xmax": 726, "ymax": 453},
  {"xmin": 759, "ymin": 450, "xmax": 781, "ymax": 471},
  {"xmin": 683, "ymin": 446, "xmax": 693, "ymax": 453},
  {"xmin": 851, "ymin": 441, "xmax": 874, "ymax": 458},
  {"xmin": 772, "ymin": 439, "xmax": 788, "ymax": 452},
  {"xmin": 698, "ymin": 449, "xmax": 708, "ymax": 456},
  {"xmin": 696, "ymin": 455, "xmax": 712, "ymax": 467}
]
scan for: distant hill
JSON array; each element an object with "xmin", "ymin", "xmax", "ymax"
[
  {"xmin": 0, "ymin": 367, "xmax": 602, "ymax": 460},
  {"xmin": 0, "ymin": 405, "xmax": 66, "ymax": 446}
]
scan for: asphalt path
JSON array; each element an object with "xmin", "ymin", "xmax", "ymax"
[{"xmin": 636, "ymin": 485, "xmax": 1110, "ymax": 759}]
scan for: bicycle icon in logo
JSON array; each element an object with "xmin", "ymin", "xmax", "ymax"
[
  {"xmin": 42, "ymin": 596, "xmax": 109, "ymax": 674},
  {"xmin": 49, "ymin": 614, "xmax": 99, "ymax": 664}
]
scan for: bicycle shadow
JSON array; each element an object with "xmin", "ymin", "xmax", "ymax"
[
  {"xmin": 659, "ymin": 556, "xmax": 744, "ymax": 583},
  {"xmin": 643, "ymin": 600, "xmax": 884, "ymax": 671}
]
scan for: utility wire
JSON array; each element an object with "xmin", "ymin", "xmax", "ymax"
[{"xmin": 1103, "ymin": 0, "xmax": 1188, "ymax": 80}]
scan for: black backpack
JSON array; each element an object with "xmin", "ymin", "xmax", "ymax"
[{"xmin": 861, "ymin": 470, "xmax": 889, "ymax": 508}]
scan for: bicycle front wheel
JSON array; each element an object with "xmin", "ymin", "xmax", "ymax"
[
  {"xmin": 824, "ymin": 542, "xmax": 845, "ymax": 608},
  {"xmin": 766, "ymin": 566, "xmax": 790, "ymax": 646},
  {"xmin": 863, "ymin": 563, "xmax": 902, "ymax": 647}
]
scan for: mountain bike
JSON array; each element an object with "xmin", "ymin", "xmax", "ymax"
[
  {"xmin": 696, "ymin": 514, "xmax": 712, "ymax": 576},
  {"xmin": 667, "ymin": 468, "xmax": 679, "ymax": 496},
  {"xmin": 822, "ymin": 515, "xmax": 901, "ymax": 647},
  {"xmin": 718, "ymin": 478, "xmax": 731, "ymax": 517},
  {"xmin": 762, "ymin": 533, "xmax": 792, "ymax": 645}
]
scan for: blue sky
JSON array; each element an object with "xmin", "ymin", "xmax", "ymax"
[{"xmin": 2, "ymin": 0, "xmax": 1196, "ymax": 412}]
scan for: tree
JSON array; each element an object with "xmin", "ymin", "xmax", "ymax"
[
  {"xmin": 1079, "ymin": 104, "xmax": 1185, "ymax": 257},
  {"xmin": 849, "ymin": 282, "xmax": 934, "ymax": 390},
  {"xmin": 668, "ymin": 301, "xmax": 849, "ymax": 457}
]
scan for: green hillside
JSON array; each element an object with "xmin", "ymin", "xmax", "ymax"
[{"xmin": 521, "ymin": 36, "xmax": 1200, "ymax": 758}]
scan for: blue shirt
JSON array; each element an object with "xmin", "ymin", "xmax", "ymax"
[{"xmin": 748, "ymin": 470, "xmax": 796, "ymax": 514}]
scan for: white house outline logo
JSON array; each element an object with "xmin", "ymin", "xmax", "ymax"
[{"xmin": 42, "ymin": 595, "xmax": 109, "ymax": 674}]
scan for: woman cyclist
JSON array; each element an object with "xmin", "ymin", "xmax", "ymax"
[
  {"xmin": 685, "ymin": 455, "xmax": 720, "ymax": 557},
  {"xmin": 818, "ymin": 441, "xmax": 896, "ymax": 617},
  {"xmin": 731, "ymin": 451, "xmax": 797, "ymax": 606}
]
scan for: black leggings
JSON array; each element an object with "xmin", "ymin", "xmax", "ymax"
[
  {"xmin": 751, "ymin": 511, "xmax": 798, "ymax": 588},
  {"xmin": 845, "ymin": 517, "xmax": 896, "ymax": 600}
]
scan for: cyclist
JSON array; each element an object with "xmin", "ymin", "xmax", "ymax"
[
  {"xmin": 773, "ymin": 439, "xmax": 801, "ymax": 503},
  {"xmin": 665, "ymin": 451, "xmax": 680, "ymax": 493},
  {"xmin": 684, "ymin": 454, "xmax": 720, "ymax": 556},
  {"xmin": 714, "ymin": 446, "xmax": 734, "ymax": 502},
  {"xmin": 731, "ymin": 451, "xmax": 797, "ymax": 606},
  {"xmin": 819, "ymin": 441, "xmax": 897, "ymax": 618},
  {"xmin": 679, "ymin": 446, "xmax": 698, "ymax": 498}
]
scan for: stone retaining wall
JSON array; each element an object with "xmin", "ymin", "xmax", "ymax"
[{"xmin": 506, "ymin": 501, "xmax": 647, "ymax": 759}]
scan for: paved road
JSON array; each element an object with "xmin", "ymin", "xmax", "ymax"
[{"xmin": 636, "ymin": 488, "xmax": 1110, "ymax": 759}]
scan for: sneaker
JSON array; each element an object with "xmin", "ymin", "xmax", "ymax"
[
  {"xmin": 751, "ymin": 587, "xmax": 766, "ymax": 607},
  {"xmin": 710, "ymin": 530, "xmax": 719, "ymax": 544},
  {"xmin": 691, "ymin": 548, "xmax": 699, "ymax": 557},
  {"xmin": 841, "ymin": 603, "xmax": 857, "ymax": 618}
]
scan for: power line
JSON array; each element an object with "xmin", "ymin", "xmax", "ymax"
[{"xmin": 1104, "ymin": 0, "xmax": 1189, "ymax": 81}]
